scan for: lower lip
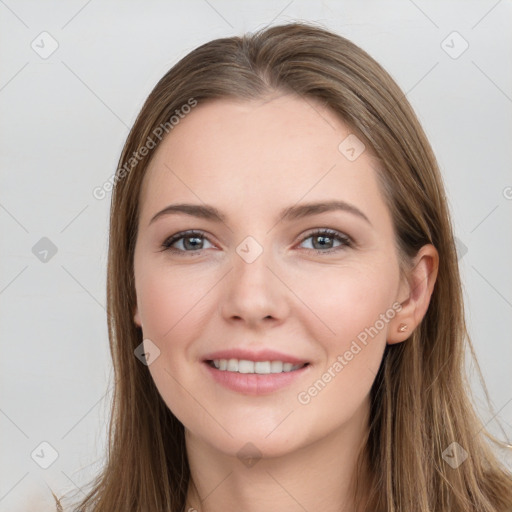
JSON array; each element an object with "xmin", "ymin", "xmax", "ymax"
[{"xmin": 202, "ymin": 361, "xmax": 310, "ymax": 395}]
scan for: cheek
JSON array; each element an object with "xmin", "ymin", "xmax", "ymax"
[
  {"xmin": 135, "ymin": 265, "xmax": 212, "ymax": 341},
  {"xmin": 297, "ymin": 263, "xmax": 398, "ymax": 347},
  {"xmin": 135, "ymin": 268, "xmax": 215, "ymax": 427},
  {"xmin": 291, "ymin": 267, "xmax": 394, "ymax": 428}
]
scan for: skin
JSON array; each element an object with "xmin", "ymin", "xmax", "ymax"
[{"xmin": 133, "ymin": 93, "xmax": 438, "ymax": 512}]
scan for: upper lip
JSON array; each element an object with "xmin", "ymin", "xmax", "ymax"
[{"xmin": 202, "ymin": 348, "xmax": 309, "ymax": 365}]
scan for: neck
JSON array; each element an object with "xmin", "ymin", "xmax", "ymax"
[{"xmin": 184, "ymin": 400, "xmax": 370, "ymax": 512}]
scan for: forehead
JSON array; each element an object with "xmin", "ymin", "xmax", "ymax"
[{"xmin": 138, "ymin": 94, "xmax": 387, "ymax": 227}]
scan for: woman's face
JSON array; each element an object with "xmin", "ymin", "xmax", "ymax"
[{"xmin": 133, "ymin": 94, "xmax": 408, "ymax": 459}]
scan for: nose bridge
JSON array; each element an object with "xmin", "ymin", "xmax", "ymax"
[{"xmin": 221, "ymin": 234, "xmax": 287, "ymax": 323}]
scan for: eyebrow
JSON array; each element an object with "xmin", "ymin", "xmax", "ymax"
[{"xmin": 148, "ymin": 200, "xmax": 372, "ymax": 227}]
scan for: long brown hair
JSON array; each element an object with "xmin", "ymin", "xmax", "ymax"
[{"xmin": 58, "ymin": 21, "xmax": 512, "ymax": 511}]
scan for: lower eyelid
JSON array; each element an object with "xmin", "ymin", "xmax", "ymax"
[
  {"xmin": 298, "ymin": 233, "xmax": 352, "ymax": 250},
  {"xmin": 161, "ymin": 231, "xmax": 211, "ymax": 252},
  {"xmin": 161, "ymin": 229, "xmax": 352, "ymax": 254}
]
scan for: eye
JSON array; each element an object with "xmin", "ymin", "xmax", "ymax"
[
  {"xmin": 298, "ymin": 229, "xmax": 353, "ymax": 253},
  {"xmin": 160, "ymin": 230, "xmax": 214, "ymax": 255},
  {"xmin": 160, "ymin": 228, "xmax": 353, "ymax": 256}
]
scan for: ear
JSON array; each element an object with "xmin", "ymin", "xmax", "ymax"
[
  {"xmin": 133, "ymin": 304, "xmax": 142, "ymax": 328},
  {"xmin": 387, "ymin": 243, "xmax": 439, "ymax": 344}
]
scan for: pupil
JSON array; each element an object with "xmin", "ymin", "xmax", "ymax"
[
  {"xmin": 184, "ymin": 236, "xmax": 202, "ymax": 250},
  {"xmin": 314, "ymin": 235, "xmax": 332, "ymax": 250}
]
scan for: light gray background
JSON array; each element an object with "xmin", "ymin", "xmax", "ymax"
[{"xmin": 1, "ymin": 1, "xmax": 511, "ymax": 509}]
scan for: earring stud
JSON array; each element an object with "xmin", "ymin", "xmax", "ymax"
[{"xmin": 398, "ymin": 323, "xmax": 408, "ymax": 332}]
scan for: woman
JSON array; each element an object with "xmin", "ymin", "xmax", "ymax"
[{"xmin": 57, "ymin": 21, "xmax": 512, "ymax": 512}]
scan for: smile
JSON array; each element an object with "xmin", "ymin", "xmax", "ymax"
[
  {"xmin": 208, "ymin": 359, "xmax": 307, "ymax": 374},
  {"xmin": 203, "ymin": 360, "xmax": 311, "ymax": 395}
]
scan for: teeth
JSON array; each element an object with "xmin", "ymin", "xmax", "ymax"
[
  {"xmin": 238, "ymin": 360, "xmax": 254, "ymax": 373},
  {"xmin": 270, "ymin": 361, "xmax": 283, "ymax": 373},
  {"xmin": 255, "ymin": 361, "xmax": 270, "ymax": 374},
  {"xmin": 211, "ymin": 359, "xmax": 304, "ymax": 374}
]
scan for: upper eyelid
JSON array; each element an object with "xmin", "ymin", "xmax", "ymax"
[{"xmin": 162, "ymin": 228, "xmax": 352, "ymax": 250}]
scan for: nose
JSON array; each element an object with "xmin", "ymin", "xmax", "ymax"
[{"xmin": 219, "ymin": 243, "xmax": 290, "ymax": 329}]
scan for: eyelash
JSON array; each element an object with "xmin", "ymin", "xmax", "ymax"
[{"xmin": 160, "ymin": 228, "xmax": 353, "ymax": 256}]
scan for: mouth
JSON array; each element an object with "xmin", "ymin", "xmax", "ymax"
[
  {"xmin": 200, "ymin": 348, "xmax": 311, "ymax": 394},
  {"xmin": 202, "ymin": 358, "xmax": 311, "ymax": 395},
  {"xmin": 205, "ymin": 359, "xmax": 310, "ymax": 374}
]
